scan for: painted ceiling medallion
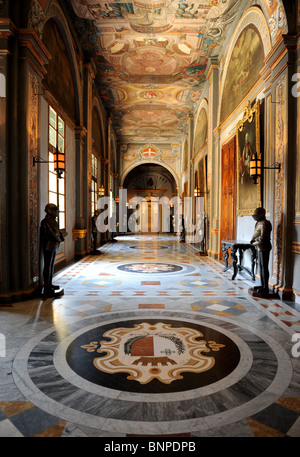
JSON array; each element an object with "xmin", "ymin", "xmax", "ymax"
[
  {"xmin": 123, "ymin": 49, "xmax": 177, "ymax": 76},
  {"xmin": 81, "ymin": 322, "xmax": 225, "ymax": 384},
  {"xmin": 140, "ymin": 90, "xmax": 162, "ymax": 100},
  {"xmin": 142, "ymin": 145, "xmax": 157, "ymax": 159}
]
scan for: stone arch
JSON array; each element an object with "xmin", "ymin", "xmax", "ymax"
[{"xmin": 121, "ymin": 160, "xmax": 180, "ymax": 192}]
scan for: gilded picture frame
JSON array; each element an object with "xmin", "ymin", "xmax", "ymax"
[{"xmin": 236, "ymin": 100, "xmax": 261, "ymax": 216}]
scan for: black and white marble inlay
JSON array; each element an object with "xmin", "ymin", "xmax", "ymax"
[
  {"xmin": 117, "ymin": 263, "xmax": 183, "ymax": 274},
  {"xmin": 65, "ymin": 318, "xmax": 241, "ymax": 393},
  {"xmin": 12, "ymin": 310, "xmax": 292, "ymax": 435}
]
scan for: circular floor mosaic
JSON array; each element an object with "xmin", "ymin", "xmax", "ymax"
[
  {"xmin": 12, "ymin": 311, "xmax": 292, "ymax": 435},
  {"xmin": 66, "ymin": 319, "xmax": 240, "ymax": 394},
  {"xmin": 117, "ymin": 263, "xmax": 183, "ymax": 273}
]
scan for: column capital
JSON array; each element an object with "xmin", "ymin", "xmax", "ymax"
[{"xmin": 75, "ymin": 125, "xmax": 87, "ymax": 143}]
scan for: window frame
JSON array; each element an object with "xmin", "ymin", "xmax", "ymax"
[
  {"xmin": 91, "ymin": 152, "xmax": 98, "ymax": 215},
  {"xmin": 48, "ymin": 105, "xmax": 66, "ymax": 231}
]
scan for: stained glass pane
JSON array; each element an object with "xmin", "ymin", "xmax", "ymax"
[
  {"xmin": 49, "ymin": 152, "xmax": 55, "ymax": 172},
  {"xmin": 59, "ymin": 212, "xmax": 65, "ymax": 230},
  {"xmin": 58, "ymin": 134, "xmax": 64, "ymax": 152},
  {"xmin": 49, "ymin": 172, "xmax": 57, "ymax": 193},
  {"xmin": 49, "ymin": 125, "xmax": 57, "ymax": 147},
  {"xmin": 59, "ymin": 194, "xmax": 65, "ymax": 211},
  {"xmin": 58, "ymin": 177, "xmax": 65, "ymax": 194},
  {"xmin": 58, "ymin": 117, "xmax": 64, "ymax": 136},
  {"xmin": 49, "ymin": 191, "xmax": 57, "ymax": 205},
  {"xmin": 49, "ymin": 107, "xmax": 57, "ymax": 128}
]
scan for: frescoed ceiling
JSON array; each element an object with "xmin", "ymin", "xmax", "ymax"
[{"xmin": 69, "ymin": 0, "xmax": 241, "ymax": 145}]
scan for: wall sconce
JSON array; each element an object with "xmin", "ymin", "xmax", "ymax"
[
  {"xmin": 33, "ymin": 146, "xmax": 65, "ymax": 179},
  {"xmin": 250, "ymin": 152, "xmax": 281, "ymax": 184},
  {"xmin": 53, "ymin": 147, "xmax": 65, "ymax": 178},
  {"xmin": 194, "ymin": 187, "xmax": 201, "ymax": 197},
  {"xmin": 33, "ymin": 155, "xmax": 51, "ymax": 166},
  {"xmin": 98, "ymin": 185, "xmax": 105, "ymax": 197}
]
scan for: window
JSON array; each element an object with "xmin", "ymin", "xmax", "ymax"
[
  {"xmin": 91, "ymin": 153, "xmax": 98, "ymax": 215},
  {"xmin": 48, "ymin": 106, "xmax": 66, "ymax": 230}
]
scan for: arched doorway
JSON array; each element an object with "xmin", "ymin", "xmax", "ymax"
[{"xmin": 123, "ymin": 163, "xmax": 177, "ymax": 233}]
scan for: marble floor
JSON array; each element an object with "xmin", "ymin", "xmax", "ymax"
[{"xmin": 1, "ymin": 234, "xmax": 300, "ymax": 438}]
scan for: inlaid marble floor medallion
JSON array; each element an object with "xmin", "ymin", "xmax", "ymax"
[
  {"xmin": 66, "ymin": 319, "xmax": 240, "ymax": 393},
  {"xmin": 12, "ymin": 310, "xmax": 292, "ymax": 435},
  {"xmin": 117, "ymin": 263, "xmax": 183, "ymax": 274}
]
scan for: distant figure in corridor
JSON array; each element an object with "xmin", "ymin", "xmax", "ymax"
[
  {"xmin": 40, "ymin": 203, "xmax": 67, "ymax": 298},
  {"xmin": 250, "ymin": 207, "xmax": 272, "ymax": 294}
]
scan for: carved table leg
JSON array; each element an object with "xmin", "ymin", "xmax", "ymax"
[
  {"xmin": 238, "ymin": 248, "xmax": 244, "ymax": 272},
  {"xmin": 231, "ymin": 246, "xmax": 238, "ymax": 279},
  {"xmin": 222, "ymin": 244, "xmax": 229, "ymax": 271},
  {"xmin": 250, "ymin": 247, "xmax": 257, "ymax": 281}
]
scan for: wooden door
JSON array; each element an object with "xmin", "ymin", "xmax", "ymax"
[{"xmin": 220, "ymin": 137, "xmax": 236, "ymax": 260}]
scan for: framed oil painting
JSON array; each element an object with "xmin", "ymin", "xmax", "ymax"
[{"xmin": 236, "ymin": 100, "xmax": 261, "ymax": 216}]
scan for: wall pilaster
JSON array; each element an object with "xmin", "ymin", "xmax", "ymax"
[
  {"xmin": 265, "ymin": 34, "xmax": 298, "ymax": 300},
  {"xmin": 206, "ymin": 57, "xmax": 220, "ymax": 258},
  {"xmin": 0, "ymin": 14, "xmax": 50, "ymax": 300}
]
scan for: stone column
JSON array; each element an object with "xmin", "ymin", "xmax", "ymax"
[
  {"xmin": 84, "ymin": 61, "xmax": 96, "ymax": 253},
  {"xmin": 187, "ymin": 115, "xmax": 194, "ymax": 199},
  {"xmin": 73, "ymin": 125, "xmax": 88, "ymax": 258}
]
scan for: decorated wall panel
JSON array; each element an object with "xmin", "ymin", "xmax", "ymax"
[
  {"xmin": 194, "ymin": 108, "xmax": 208, "ymax": 157},
  {"xmin": 272, "ymin": 76, "xmax": 286, "ymax": 288},
  {"xmin": 42, "ymin": 19, "xmax": 76, "ymax": 121},
  {"xmin": 220, "ymin": 25, "xmax": 264, "ymax": 124}
]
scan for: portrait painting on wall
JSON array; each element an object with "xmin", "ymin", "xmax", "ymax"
[{"xmin": 236, "ymin": 100, "xmax": 261, "ymax": 216}]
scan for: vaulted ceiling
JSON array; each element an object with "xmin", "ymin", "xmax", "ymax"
[{"xmin": 69, "ymin": 0, "xmax": 241, "ymax": 146}]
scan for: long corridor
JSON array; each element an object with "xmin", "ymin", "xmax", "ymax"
[{"xmin": 1, "ymin": 235, "xmax": 300, "ymax": 438}]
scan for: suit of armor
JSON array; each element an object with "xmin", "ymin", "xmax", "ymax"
[
  {"xmin": 40, "ymin": 204, "xmax": 67, "ymax": 297},
  {"xmin": 250, "ymin": 208, "xmax": 272, "ymax": 293}
]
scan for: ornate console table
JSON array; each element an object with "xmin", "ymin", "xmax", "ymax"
[{"xmin": 221, "ymin": 240, "xmax": 256, "ymax": 281}]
